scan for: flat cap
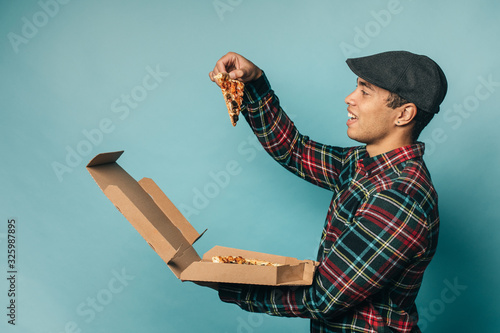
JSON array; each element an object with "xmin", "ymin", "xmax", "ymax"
[{"xmin": 346, "ymin": 51, "xmax": 447, "ymax": 113}]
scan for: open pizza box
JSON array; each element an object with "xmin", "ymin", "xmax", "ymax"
[{"xmin": 86, "ymin": 151, "xmax": 318, "ymax": 286}]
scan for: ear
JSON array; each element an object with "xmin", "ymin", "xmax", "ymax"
[{"xmin": 395, "ymin": 103, "xmax": 417, "ymax": 126}]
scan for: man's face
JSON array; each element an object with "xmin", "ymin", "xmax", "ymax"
[{"xmin": 344, "ymin": 78, "xmax": 397, "ymax": 146}]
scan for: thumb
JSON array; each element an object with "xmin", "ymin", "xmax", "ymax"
[
  {"xmin": 230, "ymin": 68, "xmax": 259, "ymax": 83},
  {"xmin": 228, "ymin": 69, "xmax": 244, "ymax": 80}
]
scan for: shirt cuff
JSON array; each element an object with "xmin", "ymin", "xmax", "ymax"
[{"xmin": 242, "ymin": 71, "xmax": 272, "ymax": 106}]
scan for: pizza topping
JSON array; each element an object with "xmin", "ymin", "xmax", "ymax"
[
  {"xmin": 214, "ymin": 73, "xmax": 245, "ymax": 126},
  {"xmin": 212, "ymin": 255, "xmax": 281, "ymax": 267}
]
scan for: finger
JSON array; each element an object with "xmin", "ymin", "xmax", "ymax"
[
  {"xmin": 211, "ymin": 60, "xmax": 225, "ymax": 78},
  {"xmin": 216, "ymin": 52, "xmax": 240, "ymax": 73},
  {"xmin": 215, "ymin": 58, "xmax": 229, "ymax": 74},
  {"xmin": 209, "ymin": 71, "xmax": 222, "ymax": 87}
]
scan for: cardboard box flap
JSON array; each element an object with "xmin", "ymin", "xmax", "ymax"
[
  {"xmin": 167, "ymin": 245, "xmax": 201, "ymax": 278},
  {"xmin": 87, "ymin": 151, "xmax": 201, "ymax": 275},
  {"xmin": 138, "ymin": 177, "xmax": 202, "ymax": 245},
  {"xmin": 87, "ymin": 150, "xmax": 124, "ymax": 168},
  {"xmin": 181, "ymin": 261, "xmax": 279, "ymax": 285}
]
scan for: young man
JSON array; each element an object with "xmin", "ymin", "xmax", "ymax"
[{"xmin": 206, "ymin": 51, "xmax": 447, "ymax": 332}]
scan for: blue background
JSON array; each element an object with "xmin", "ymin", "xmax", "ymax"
[{"xmin": 1, "ymin": 1, "xmax": 499, "ymax": 332}]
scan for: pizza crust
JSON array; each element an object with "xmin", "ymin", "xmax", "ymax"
[
  {"xmin": 212, "ymin": 255, "xmax": 281, "ymax": 267},
  {"xmin": 214, "ymin": 73, "xmax": 245, "ymax": 126}
]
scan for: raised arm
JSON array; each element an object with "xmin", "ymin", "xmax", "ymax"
[{"xmin": 209, "ymin": 52, "xmax": 350, "ymax": 192}]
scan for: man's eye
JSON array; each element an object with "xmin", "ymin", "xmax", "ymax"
[{"xmin": 361, "ymin": 90, "xmax": 368, "ymax": 95}]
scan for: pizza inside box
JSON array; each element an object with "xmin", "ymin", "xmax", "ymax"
[{"xmin": 86, "ymin": 151, "xmax": 318, "ymax": 286}]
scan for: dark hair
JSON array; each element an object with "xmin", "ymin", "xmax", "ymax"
[{"xmin": 386, "ymin": 92, "xmax": 434, "ymax": 142}]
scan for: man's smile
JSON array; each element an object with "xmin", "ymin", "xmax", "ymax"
[{"xmin": 347, "ymin": 110, "xmax": 358, "ymax": 126}]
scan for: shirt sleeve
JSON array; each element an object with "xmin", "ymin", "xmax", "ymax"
[
  {"xmin": 240, "ymin": 72, "xmax": 348, "ymax": 192},
  {"xmin": 218, "ymin": 189, "xmax": 430, "ymax": 321}
]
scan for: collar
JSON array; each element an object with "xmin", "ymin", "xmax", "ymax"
[{"xmin": 356, "ymin": 142, "xmax": 425, "ymax": 177}]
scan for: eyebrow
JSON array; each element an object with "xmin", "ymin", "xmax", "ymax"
[{"xmin": 357, "ymin": 79, "xmax": 375, "ymax": 91}]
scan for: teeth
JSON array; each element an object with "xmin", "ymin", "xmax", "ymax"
[{"xmin": 348, "ymin": 112, "xmax": 357, "ymax": 119}]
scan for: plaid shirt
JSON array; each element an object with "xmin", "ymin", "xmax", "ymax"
[{"xmin": 218, "ymin": 73, "xmax": 439, "ymax": 333}]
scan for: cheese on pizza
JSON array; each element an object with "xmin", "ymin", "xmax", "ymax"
[
  {"xmin": 213, "ymin": 72, "xmax": 245, "ymax": 126},
  {"xmin": 212, "ymin": 255, "xmax": 281, "ymax": 267}
]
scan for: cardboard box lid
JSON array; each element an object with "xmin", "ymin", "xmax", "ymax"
[{"xmin": 86, "ymin": 151, "xmax": 202, "ymax": 278}]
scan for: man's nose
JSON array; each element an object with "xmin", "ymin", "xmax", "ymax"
[{"xmin": 345, "ymin": 91, "xmax": 356, "ymax": 105}]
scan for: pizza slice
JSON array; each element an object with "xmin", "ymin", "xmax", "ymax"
[
  {"xmin": 214, "ymin": 72, "xmax": 245, "ymax": 126},
  {"xmin": 212, "ymin": 255, "xmax": 281, "ymax": 267}
]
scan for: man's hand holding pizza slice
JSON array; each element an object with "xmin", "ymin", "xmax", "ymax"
[
  {"xmin": 209, "ymin": 52, "xmax": 262, "ymax": 126},
  {"xmin": 209, "ymin": 52, "xmax": 262, "ymax": 83}
]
